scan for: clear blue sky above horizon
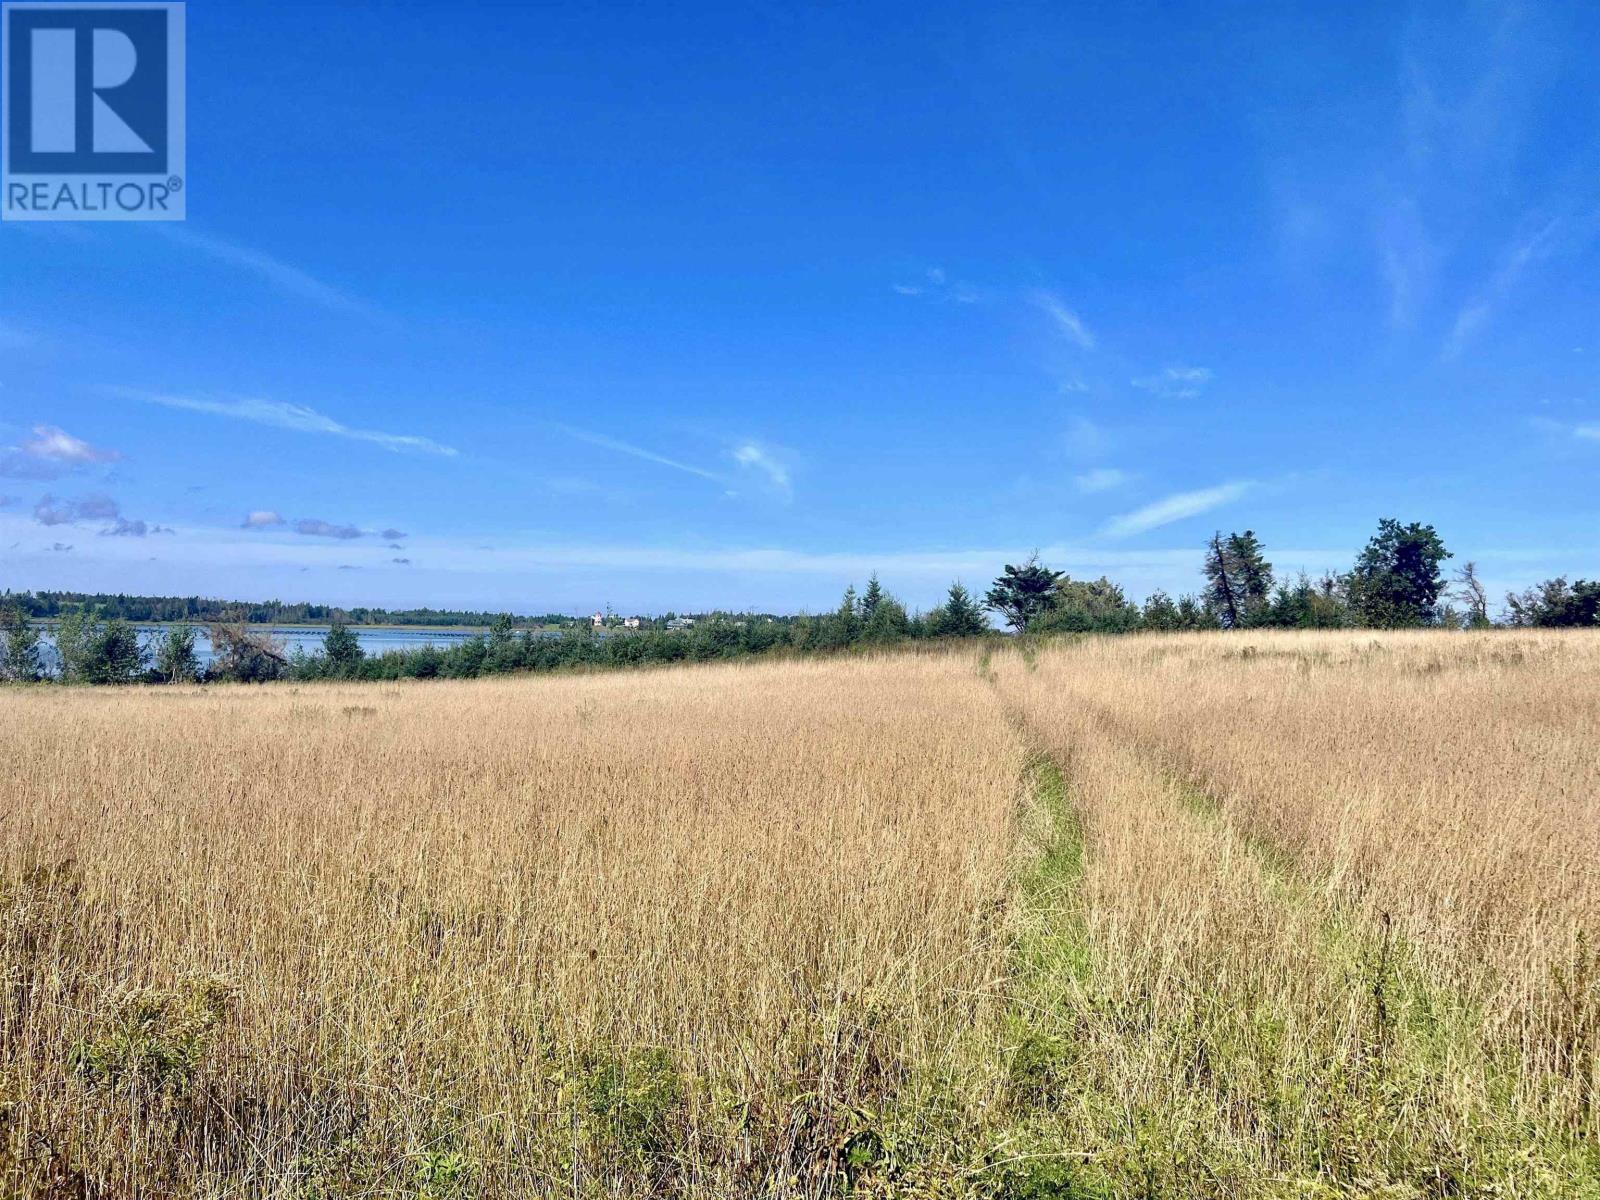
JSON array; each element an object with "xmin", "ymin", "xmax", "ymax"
[{"xmin": 2, "ymin": 0, "xmax": 1597, "ymax": 616}]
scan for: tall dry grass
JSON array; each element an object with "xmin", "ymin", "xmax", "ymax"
[
  {"xmin": 991, "ymin": 629, "xmax": 1600, "ymax": 1194},
  {"xmin": 4, "ymin": 631, "xmax": 1599, "ymax": 1197},
  {"xmin": 1, "ymin": 653, "xmax": 1026, "ymax": 1196}
]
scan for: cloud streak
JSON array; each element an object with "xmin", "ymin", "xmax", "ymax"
[
  {"xmin": 1029, "ymin": 290, "xmax": 1095, "ymax": 349},
  {"xmin": 556, "ymin": 426, "xmax": 722, "ymax": 481},
  {"xmin": 1444, "ymin": 215, "xmax": 1566, "ymax": 358},
  {"xmin": 1132, "ymin": 366, "xmax": 1213, "ymax": 400},
  {"xmin": 153, "ymin": 226, "xmax": 372, "ymax": 316},
  {"xmin": 1100, "ymin": 481, "xmax": 1255, "ymax": 539},
  {"xmin": 128, "ymin": 392, "xmax": 458, "ymax": 457}
]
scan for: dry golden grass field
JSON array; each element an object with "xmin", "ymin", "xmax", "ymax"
[{"xmin": 2, "ymin": 631, "xmax": 1598, "ymax": 1198}]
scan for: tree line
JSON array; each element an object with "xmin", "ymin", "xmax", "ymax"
[
  {"xmin": 0, "ymin": 591, "xmax": 616, "ymax": 629},
  {"xmin": 1, "ymin": 517, "xmax": 1595, "ymax": 686},
  {"xmin": 984, "ymin": 518, "xmax": 1595, "ymax": 634}
]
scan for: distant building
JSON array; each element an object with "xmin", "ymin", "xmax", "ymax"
[
  {"xmin": 666, "ymin": 617, "xmax": 695, "ymax": 631},
  {"xmin": 623, "ymin": 616, "xmax": 642, "ymax": 629},
  {"xmin": 591, "ymin": 611, "xmax": 604, "ymax": 628}
]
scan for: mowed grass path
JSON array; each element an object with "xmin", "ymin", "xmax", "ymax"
[{"xmin": 3, "ymin": 632, "xmax": 1598, "ymax": 1197}]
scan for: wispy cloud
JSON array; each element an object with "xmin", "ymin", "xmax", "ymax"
[
  {"xmin": 732, "ymin": 442, "xmax": 792, "ymax": 497},
  {"xmin": 1029, "ymin": 290, "xmax": 1095, "ymax": 349},
  {"xmin": 1444, "ymin": 214, "xmax": 1567, "ymax": 358},
  {"xmin": 1576, "ymin": 424, "xmax": 1600, "ymax": 442},
  {"xmin": 1132, "ymin": 365, "xmax": 1213, "ymax": 400},
  {"xmin": 127, "ymin": 391, "xmax": 458, "ymax": 457},
  {"xmin": 153, "ymin": 226, "xmax": 371, "ymax": 316},
  {"xmin": 556, "ymin": 425, "xmax": 722, "ymax": 481},
  {"xmin": 241, "ymin": 510, "xmax": 285, "ymax": 528},
  {"xmin": 1074, "ymin": 467, "xmax": 1129, "ymax": 494},
  {"xmin": 1101, "ymin": 480, "xmax": 1254, "ymax": 539},
  {"xmin": 892, "ymin": 266, "xmax": 984, "ymax": 304}
]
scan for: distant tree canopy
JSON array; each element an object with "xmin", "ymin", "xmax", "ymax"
[
  {"xmin": 930, "ymin": 582, "xmax": 988, "ymax": 637},
  {"xmin": 1504, "ymin": 577, "xmax": 1600, "ymax": 628},
  {"xmin": 1203, "ymin": 530, "xmax": 1274, "ymax": 628},
  {"xmin": 153, "ymin": 623, "xmax": 200, "ymax": 684},
  {"xmin": 1348, "ymin": 519, "xmax": 1451, "ymax": 627},
  {"xmin": 985, "ymin": 555, "xmax": 1064, "ymax": 632},
  {"xmin": 8, "ymin": 513, "xmax": 1597, "ymax": 691},
  {"xmin": 0, "ymin": 605, "xmax": 44, "ymax": 682}
]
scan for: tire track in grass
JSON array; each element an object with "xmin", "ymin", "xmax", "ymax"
[{"xmin": 991, "ymin": 649, "xmax": 1600, "ymax": 1196}]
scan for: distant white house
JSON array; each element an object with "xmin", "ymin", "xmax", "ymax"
[
  {"xmin": 591, "ymin": 611, "xmax": 604, "ymax": 628},
  {"xmin": 623, "ymin": 616, "xmax": 642, "ymax": 629},
  {"xmin": 666, "ymin": 617, "xmax": 695, "ymax": 631}
]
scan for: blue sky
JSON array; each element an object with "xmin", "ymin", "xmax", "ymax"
[{"xmin": 2, "ymin": 1, "xmax": 1598, "ymax": 615}]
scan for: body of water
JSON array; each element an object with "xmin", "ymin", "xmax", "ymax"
[{"xmin": 36, "ymin": 623, "xmax": 529, "ymax": 673}]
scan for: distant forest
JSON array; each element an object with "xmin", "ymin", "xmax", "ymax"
[
  {"xmin": 2, "ymin": 516, "xmax": 1596, "ymax": 686},
  {"xmin": 0, "ymin": 591, "xmax": 787, "ymax": 630}
]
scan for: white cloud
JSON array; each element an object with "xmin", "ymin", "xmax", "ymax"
[
  {"xmin": 1132, "ymin": 366, "xmax": 1213, "ymax": 399},
  {"xmin": 1101, "ymin": 480, "xmax": 1255, "ymax": 539},
  {"xmin": 732, "ymin": 442, "xmax": 792, "ymax": 497},
  {"xmin": 127, "ymin": 392, "xmax": 458, "ymax": 457},
  {"xmin": 241, "ymin": 510, "xmax": 285, "ymax": 528},
  {"xmin": 556, "ymin": 426, "xmax": 722, "ymax": 481},
  {"xmin": 1576, "ymin": 424, "xmax": 1600, "ymax": 442},
  {"xmin": 23, "ymin": 424, "xmax": 121, "ymax": 464},
  {"xmin": 1029, "ymin": 290, "xmax": 1095, "ymax": 349},
  {"xmin": 1074, "ymin": 467, "xmax": 1129, "ymax": 494}
]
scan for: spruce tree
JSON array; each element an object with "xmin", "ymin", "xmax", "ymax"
[{"xmin": 935, "ymin": 582, "xmax": 988, "ymax": 637}]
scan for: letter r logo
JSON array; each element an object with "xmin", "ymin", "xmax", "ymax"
[{"xmin": 5, "ymin": 4, "xmax": 171, "ymax": 173}]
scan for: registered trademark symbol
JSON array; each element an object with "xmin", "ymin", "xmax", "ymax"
[{"xmin": 167, "ymin": 176, "xmax": 183, "ymax": 192}]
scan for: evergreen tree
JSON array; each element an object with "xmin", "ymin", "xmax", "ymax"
[
  {"xmin": 1348, "ymin": 519, "xmax": 1451, "ymax": 627},
  {"xmin": 985, "ymin": 554, "xmax": 1063, "ymax": 632},
  {"xmin": 0, "ymin": 606, "xmax": 44, "ymax": 681},
  {"xmin": 860, "ymin": 574, "xmax": 883, "ymax": 619},
  {"xmin": 1504, "ymin": 578, "xmax": 1600, "ymax": 627},
  {"xmin": 862, "ymin": 594, "xmax": 910, "ymax": 642},
  {"xmin": 1203, "ymin": 530, "xmax": 1273, "ymax": 628},
  {"xmin": 93, "ymin": 619, "xmax": 147, "ymax": 684},
  {"xmin": 1140, "ymin": 590, "xmax": 1182, "ymax": 631},
  {"xmin": 933, "ymin": 581, "xmax": 988, "ymax": 637},
  {"xmin": 1227, "ymin": 531, "xmax": 1274, "ymax": 622}
]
